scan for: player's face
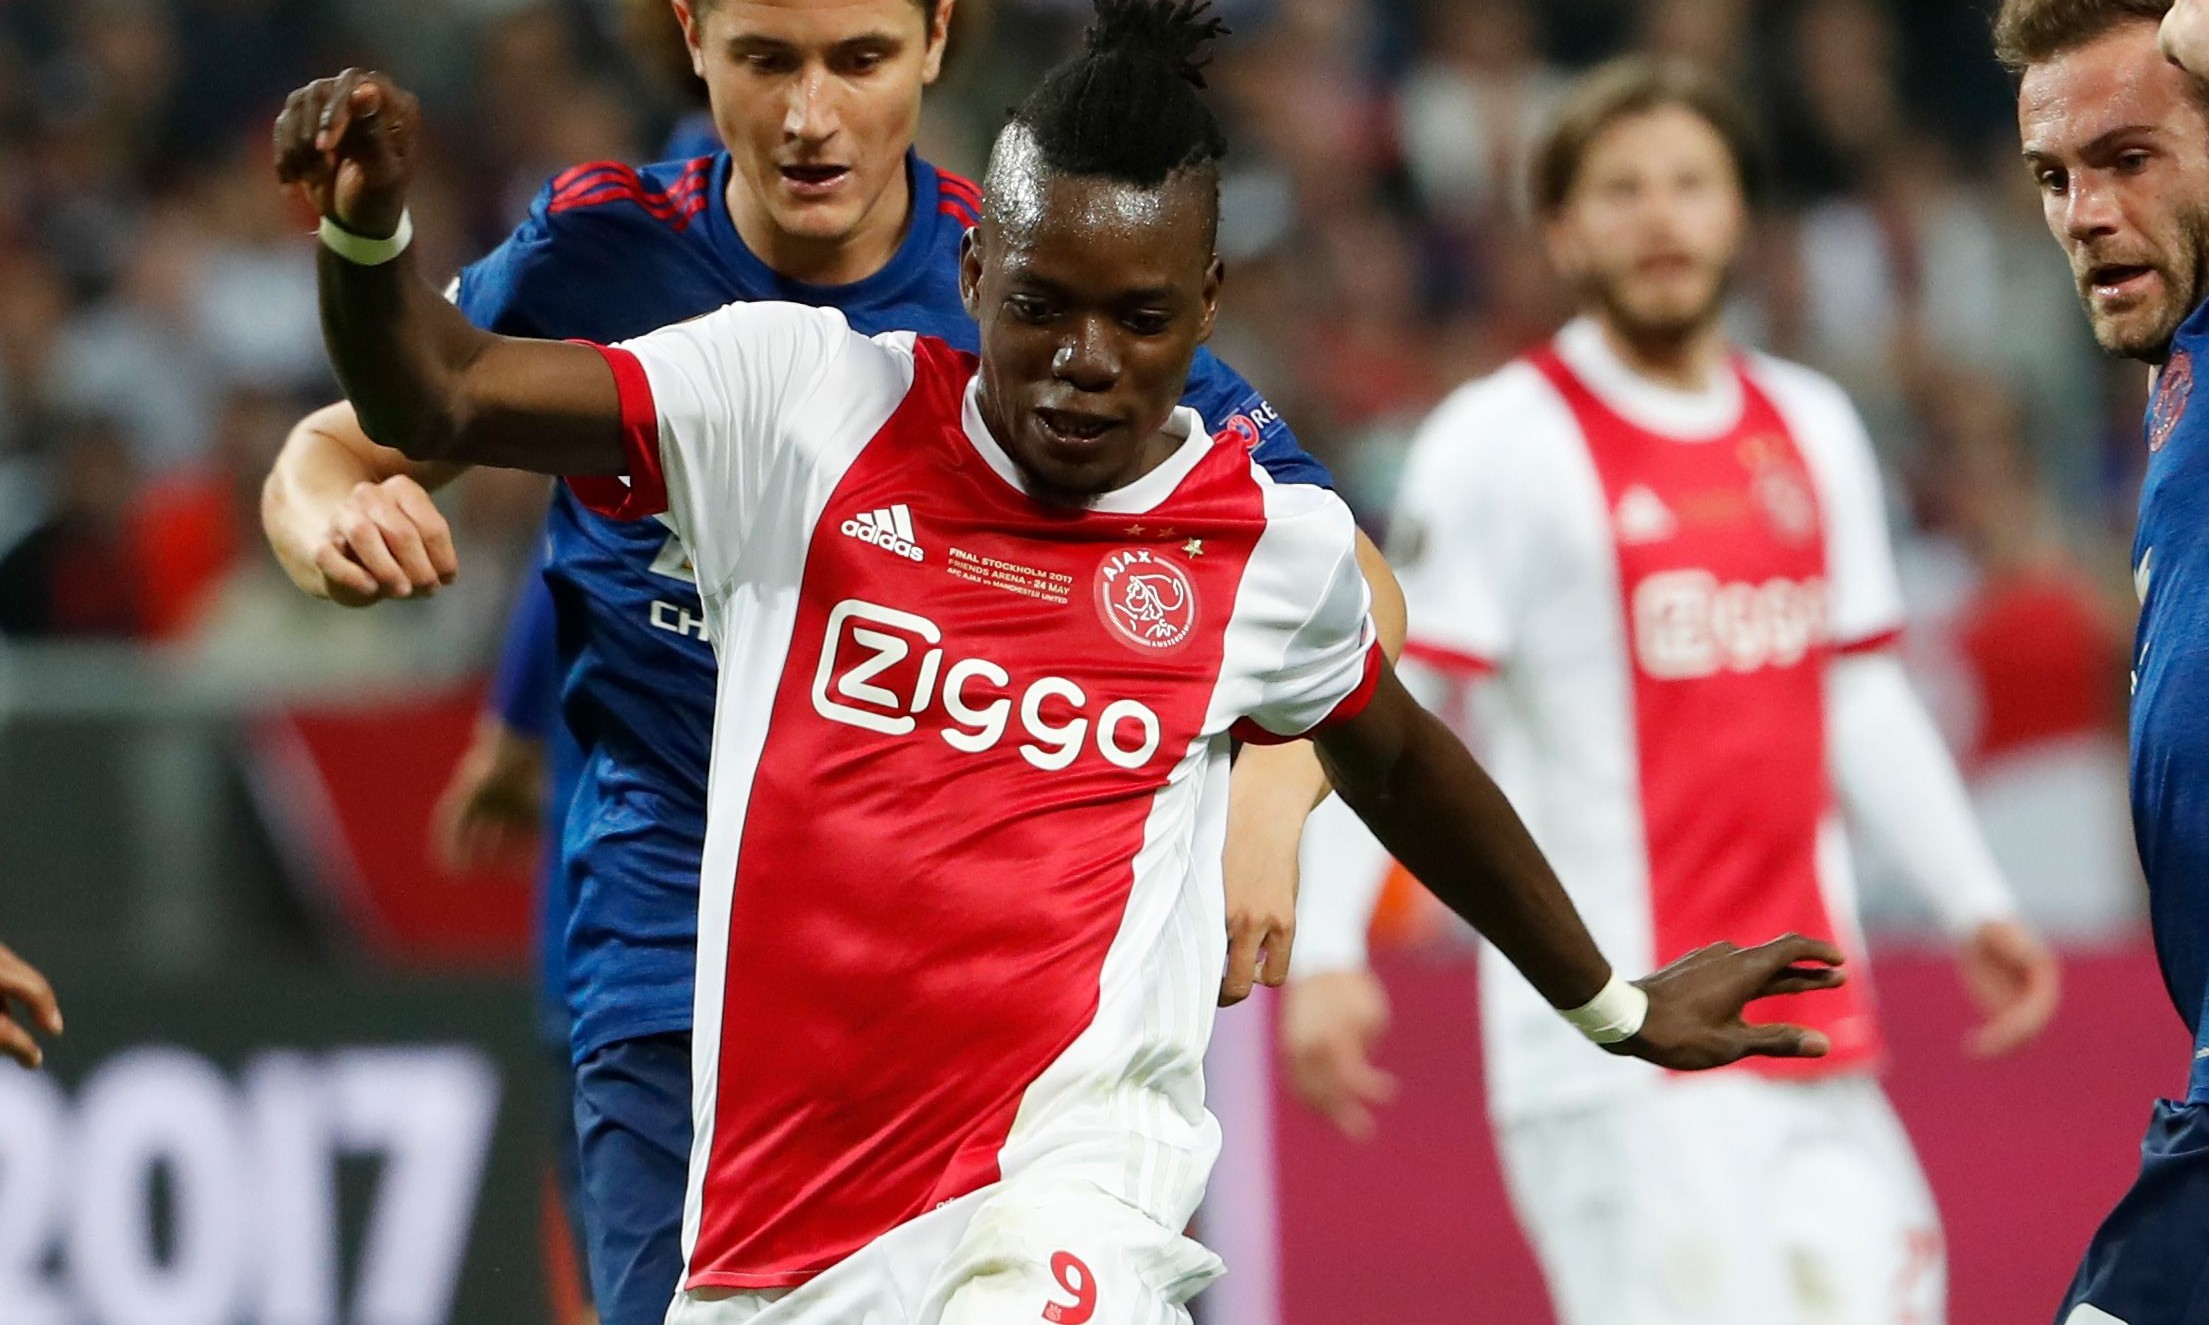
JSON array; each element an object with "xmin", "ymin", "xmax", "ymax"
[
  {"xmin": 676, "ymin": 0, "xmax": 949, "ymax": 255},
  {"xmin": 960, "ymin": 164, "xmax": 1222, "ymax": 506},
  {"xmin": 1544, "ymin": 104, "xmax": 1745, "ymax": 344},
  {"xmin": 2020, "ymin": 20, "xmax": 2209, "ymax": 363}
]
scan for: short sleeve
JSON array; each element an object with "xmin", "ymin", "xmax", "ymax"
[
  {"xmin": 1781, "ymin": 373, "xmax": 1905, "ymax": 651},
  {"xmin": 1231, "ymin": 490, "xmax": 1384, "ymax": 744},
  {"xmin": 571, "ymin": 302, "xmax": 880, "ymax": 596},
  {"xmin": 1180, "ymin": 348, "xmax": 1334, "ymax": 489},
  {"xmin": 1387, "ymin": 387, "xmax": 1525, "ymax": 675}
]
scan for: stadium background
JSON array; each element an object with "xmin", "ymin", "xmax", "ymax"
[{"xmin": 0, "ymin": 0, "xmax": 2178, "ymax": 1321}]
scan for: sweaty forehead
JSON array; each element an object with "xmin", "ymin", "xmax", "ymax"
[
  {"xmin": 710, "ymin": 0, "xmax": 926, "ymax": 40},
  {"xmin": 987, "ymin": 152, "xmax": 1200, "ymax": 257},
  {"xmin": 2019, "ymin": 25, "xmax": 2191, "ymax": 154}
]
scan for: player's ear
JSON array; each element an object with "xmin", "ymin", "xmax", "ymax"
[
  {"xmin": 958, "ymin": 225, "xmax": 984, "ymax": 319},
  {"xmin": 671, "ymin": 0, "xmax": 707, "ymax": 79},
  {"xmin": 1197, "ymin": 256, "xmax": 1223, "ymax": 346},
  {"xmin": 921, "ymin": 0, "xmax": 955, "ymax": 85}
]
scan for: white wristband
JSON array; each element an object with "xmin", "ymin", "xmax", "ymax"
[
  {"xmin": 317, "ymin": 209, "xmax": 414, "ymax": 266},
  {"xmin": 1560, "ymin": 974, "xmax": 1649, "ymax": 1045}
]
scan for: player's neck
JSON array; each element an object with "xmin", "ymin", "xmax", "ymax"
[
  {"xmin": 1593, "ymin": 316, "xmax": 1729, "ymax": 394},
  {"xmin": 725, "ymin": 170, "xmax": 915, "ymax": 288}
]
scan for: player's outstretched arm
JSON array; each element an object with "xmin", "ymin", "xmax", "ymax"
[
  {"xmin": 263, "ymin": 400, "xmax": 465, "ymax": 605},
  {"xmin": 1313, "ymin": 664, "xmax": 1846, "ymax": 1070},
  {"xmin": 1218, "ymin": 530, "xmax": 1407, "ymax": 1006},
  {"xmin": 0, "ymin": 941, "xmax": 62, "ymax": 1070},
  {"xmin": 274, "ymin": 69, "xmax": 623, "ymax": 477}
]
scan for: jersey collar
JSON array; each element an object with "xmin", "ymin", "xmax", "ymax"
[
  {"xmin": 702, "ymin": 150, "xmax": 949, "ymax": 308},
  {"xmin": 1555, "ymin": 315, "xmax": 1744, "ymax": 440},
  {"xmin": 957, "ymin": 376, "xmax": 1213, "ymax": 515}
]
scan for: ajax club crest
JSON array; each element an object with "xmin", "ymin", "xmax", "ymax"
[{"xmin": 1096, "ymin": 548, "xmax": 1197, "ymax": 651}]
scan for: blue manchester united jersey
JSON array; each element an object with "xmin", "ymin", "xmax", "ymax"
[
  {"xmin": 2131, "ymin": 296, "xmax": 2209, "ymax": 1094},
  {"xmin": 454, "ymin": 150, "xmax": 1331, "ymax": 1062}
]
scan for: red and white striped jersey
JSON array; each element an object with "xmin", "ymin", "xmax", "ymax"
[
  {"xmin": 1321, "ymin": 318, "xmax": 1904, "ymax": 1124},
  {"xmin": 573, "ymin": 304, "xmax": 1381, "ymax": 1290}
]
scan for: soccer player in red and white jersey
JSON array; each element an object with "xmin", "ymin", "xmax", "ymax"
[
  {"xmin": 274, "ymin": 8, "xmax": 1858, "ymax": 1320},
  {"xmin": 1284, "ymin": 58, "xmax": 2066, "ymax": 1325}
]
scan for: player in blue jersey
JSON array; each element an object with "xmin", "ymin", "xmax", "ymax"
[
  {"xmin": 2003, "ymin": 2, "xmax": 2209, "ymax": 1320},
  {"xmin": 260, "ymin": 2, "xmax": 1405, "ymax": 1320}
]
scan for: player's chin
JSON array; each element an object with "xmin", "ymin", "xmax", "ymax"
[{"xmin": 2091, "ymin": 302, "xmax": 2185, "ymax": 361}]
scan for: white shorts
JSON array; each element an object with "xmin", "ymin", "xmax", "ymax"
[
  {"xmin": 1497, "ymin": 1073, "xmax": 1944, "ymax": 1325},
  {"xmin": 663, "ymin": 1178, "xmax": 1225, "ymax": 1325}
]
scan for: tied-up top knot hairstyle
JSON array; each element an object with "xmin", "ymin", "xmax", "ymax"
[{"xmin": 1007, "ymin": 0, "xmax": 1231, "ymax": 189}]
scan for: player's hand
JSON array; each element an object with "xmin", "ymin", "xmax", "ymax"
[
  {"xmin": 1956, "ymin": 918, "xmax": 2060, "ymax": 1058},
  {"xmin": 432, "ymin": 716, "xmax": 548, "ymax": 874},
  {"xmin": 310, "ymin": 474, "xmax": 458, "ymax": 605},
  {"xmin": 1220, "ymin": 743, "xmax": 1321, "ymax": 1006},
  {"xmin": 273, "ymin": 67, "xmax": 420, "ymax": 237},
  {"xmin": 1613, "ymin": 933, "xmax": 1846, "ymax": 1071},
  {"xmin": 1281, "ymin": 969, "xmax": 1399, "ymax": 1141},
  {"xmin": 0, "ymin": 942, "xmax": 62, "ymax": 1070},
  {"xmin": 1220, "ymin": 826, "xmax": 1298, "ymax": 1009},
  {"xmin": 2164, "ymin": 0, "xmax": 2209, "ymax": 83}
]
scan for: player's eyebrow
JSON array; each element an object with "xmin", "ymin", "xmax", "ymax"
[{"xmin": 2024, "ymin": 122, "xmax": 2165, "ymax": 164}]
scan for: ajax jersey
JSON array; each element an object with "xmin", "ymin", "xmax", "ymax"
[
  {"xmin": 452, "ymin": 151, "xmax": 1329, "ymax": 1063},
  {"xmin": 1313, "ymin": 318, "xmax": 1904, "ymax": 1123},
  {"xmin": 573, "ymin": 306, "xmax": 1381, "ymax": 1288}
]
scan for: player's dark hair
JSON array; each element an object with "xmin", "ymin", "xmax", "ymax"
[
  {"xmin": 1009, "ymin": 0, "xmax": 1231, "ymax": 189},
  {"xmin": 1993, "ymin": 0, "xmax": 2170, "ymax": 71},
  {"xmin": 1531, "ymin": 56, "xmax": 1766, "ymax": 218}
]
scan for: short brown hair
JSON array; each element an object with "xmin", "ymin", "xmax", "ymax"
[
  {"xmin": 1531, "ymin": 56, "xmax": 1764, "ymax": 218},
  {"xmin": 1992, "ymin": 0, "xmax": 2170, "ymax": 71}
]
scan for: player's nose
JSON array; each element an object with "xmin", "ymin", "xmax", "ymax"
[
  {"xmin": 1051, "ymin": 318, "xmax": 1121, "ymax": 390},
  {"xmin": 783, "ymin": 69, "xmax": 839, "ymax": 142},
  {"xmin": 2062, "ymin": 177, "xmax": 2124, "ymax": 242}
]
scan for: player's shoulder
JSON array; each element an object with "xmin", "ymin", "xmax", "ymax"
[
  {"xmin": 1402, "ymin": 357, "xmax": 1578, "ymax": 482},
  {"xmin": 1249, "ymin": 458, "xmax": 1358, "ymax": 546},
  {"xmin": 1739, "ymin": 350, "xmax": 1866, "ymax": 437},
  {"xmin": 931, "ymin": 163, "xmax": 983, "ymax": 230},
  {"xmin": 537, "ymin": 155, "xmax": 717, "ymax": 233}
]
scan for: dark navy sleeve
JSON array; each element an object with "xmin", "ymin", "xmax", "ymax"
[
  {"xmin": 487, "ymin": 544, "xmax": 560, "ymax": 739},
  {"xmin": 1181, "ymin": 346, "xmax": 1334, "ymax": 489}
]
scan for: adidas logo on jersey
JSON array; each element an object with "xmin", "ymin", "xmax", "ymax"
[
  {"xmin": 842, "ymin": 505, "xmax": 925, "ymax": 562},
  {"xmin": 1613, "ymin": 485, "xmax": 1677, "ymax": 545}
]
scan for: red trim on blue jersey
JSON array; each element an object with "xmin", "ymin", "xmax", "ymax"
[
  {"xmin": 1231, "ymin": 639, "xmax": 1386, "ymax": 745},
  {"xmin": 564, "ymin": 343, "xmax": 668, "ymax": 520},
  {"xmin": 549, "ymin": 159, "xmax": 713, "ymax": 230},
  {"xmin": 1401, "ymin": 638, "xmax": 1497, "ymax": 677},
  {"xmin": 937, "ymin": 170, "xmax": 981, "ymax": 205},
  {"xmin": 1835, "ymin": 627, "xmax": 1904, "ymax": 656}
]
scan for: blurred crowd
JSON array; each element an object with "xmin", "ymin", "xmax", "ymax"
[{"xmin": 0, "ymin": 0, "xmax": 2150, "ymax": 926}]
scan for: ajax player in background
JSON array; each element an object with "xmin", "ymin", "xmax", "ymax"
[
  {"xmin": 1283, "ymin": 58, "xmax": 2061, "ymax": 1325},
  {"xmin": 273, "ymin": 4, "xmax": 1851, "ymax": 1319},
  {"xmin": 258, "ymin": 0, "xmax": 1398, "ymax": 1319},
  {"xmin": 2005, "ymin": 1, "xmax": 2209, "ymax": 1320}
]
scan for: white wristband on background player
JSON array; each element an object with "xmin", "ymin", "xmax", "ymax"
[
  {"xmin": 317, "ymin": 209, "xmax": 414, "ymax": 266},
  {"xmin": 1560, "ymin": 974, "xmax": 1648, "ymax": 1045}
]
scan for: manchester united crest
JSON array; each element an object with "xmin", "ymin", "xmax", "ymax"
[
  {"xmin": 1096, "ymin": 547, "xmax": 1197, "ymax": 651},
  {"xmin": 2152, "ymin": 349, "xmax": 2194, "ymax": 454}
]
